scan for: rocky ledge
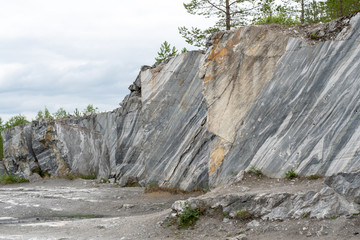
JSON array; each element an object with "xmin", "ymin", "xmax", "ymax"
[{"xmin": 171, "ymin": 171, "xmax": 360, "ymax": 222}]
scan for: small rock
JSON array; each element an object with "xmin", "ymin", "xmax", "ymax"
[
  {"xmin": 226, "ymin": 233, "xmax": 247, "ymax": 240},
  {"xmin": 123, "ymin": 204, "xmax": 135, "ymax": 209},
  {"xmin": 223, "ymin": 217, "xmax": 230, "ymax": 223},
  {"xmin": 317, "ymin": 226, "xmax": 328, "ymax": 236},
  {"xmin": 247, "ymin": 220, "xmax": 260, "ymax": 228},
  {"xmin": 108, "ymin": 178, "xmax": 116, "ymax": 184},
  {"xmin": 306, "ymin": 232, "xmax": 312, "ymax": 237}
]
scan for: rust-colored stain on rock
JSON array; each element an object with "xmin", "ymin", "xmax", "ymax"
[{"xmin": 209, "ymin": 147, "xmax": 226, "ymax": 174}]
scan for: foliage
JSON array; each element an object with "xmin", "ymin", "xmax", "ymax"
[
  {"xmin": 73, "ymin": 108, "xmax": 82, "ymax": 118},
  {"xmin": 180, "ymin": 0, "xmax": 255, "ymax": 47},
  {"xmin": 0, "ymin": 115, "xmax": 29, "ymax": 159},
  {"xmin": 0, "ymin": 132, "xmax": 3, "ymax": 159},
  {"xmin": 307, "ymin": 174, "xmax": 322, "ymax": 180},
  {"xmin": 53, "ymin": 108, "xmax": 68, "ymax": 119},
  {"xmin": 0, "ymin": 118, "xmax": 3, "ymax": 159},
  {"xmin": 155, "ymin": 41, "xmax": 178, "ymax": 62},
  {"xmin": 178, "ymin": 26, "xmax": 220, "ymax": 48},
  {"xmin": 79, "ymin": 172, "xmax": 97, "ymax": 180},
  {"xmin": 247, "ymin": 165, "xmax": 263, "ymax": 176},
  {"xmin": 66, "ymin": 214, "xmax": 97, "ymax": 219},
  {"xmin": 3, "ymin": 115, "xmax": 29, "ymax": 129},
  {"xmin": 83, "ymin": 104, "xmax": 99, "ymax": 116},
  {"xmin": 36, "ymin": 107, "xmax": 53, "ymax": 120},
  {"xmin": 235, "ymin": 208, "xmax": 253, "ymax": 220},
  {"xmin": 0, "ymin": 173, "xmax": 29, "ymax": 184},
  {"xmin": 325, "ymin": 0, "xmax": 360, "ymax": 19},
  {"xmin": 285, "ymin": 169, "xmax": 299, "ymax": 179},
  {"xmin": 33, "ymin": 168, "xmax": 51, "ymax": 178},
  {"xmin": 177, "ymin": 202, "xmax": 200, "ymax": 228},
  {"xmin": 255, "ymin": 13, "xmax": 300, "ymax": 25},
  {"xmin": 302, "ymin": 211, "xmax": 311, "ymax": 218}
]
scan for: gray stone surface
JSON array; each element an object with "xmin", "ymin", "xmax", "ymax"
[
  {"xmin": 2, "ymin": 120, "xmax": 110, "ymax": 178},
  {"xmin": 324, "ymin": 171, "xmax": 360, "ymax": 204},
  {"xmin": 209, "ymin": 13, "xmax": 360, "ymax": 183},
  {"xmin": 172, "ymin": 182, "xmax": 360, "ymax": 221},
  {"xmin": 1, "ymin": 13, "xmax": 360, "ymax": 190}
]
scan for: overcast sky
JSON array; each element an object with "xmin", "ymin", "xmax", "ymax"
[{"xmin": 0, "ymin": 0, "xmax": 215, "ymax": 122}]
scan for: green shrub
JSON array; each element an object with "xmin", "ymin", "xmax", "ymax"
[
  {"xmin": 0, "ymin": 173, "xmax": 29, "ymax": 184},
  {"xmin": 79, "ymin": 172, "xmax": 97, "ymax": 180},
  {"xmin": 235, "ymin": 208, "xmax": 253, "ymax": 220},
  {"xmin": 285, "ymin": 169, "xmax": 298, "ymax": 179},
  {"xmin": 254, "ymin": 14, "xmax": 300, "ymax": 26},
  {"xmin": 248, "ymin": 165, "xmax": 262, "ymax": 176},
  {"xmin": 0, "ymin": 132, "xmax": 3, "ymax": 159},
  {"xmin": 177, "ymin": 202, "xmax": 200, "ymax": 228},
  {"xmin": 307, "ymin": 174, "xmax": 322, "ymax": 180},
  {"xmin": 4, "ymin": 115, "xmax": 29, "ymax": 129}
]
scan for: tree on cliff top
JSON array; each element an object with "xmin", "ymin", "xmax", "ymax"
[{"xmin": 179, "ymin": 0, "xmax": 255, "ymax": 47}]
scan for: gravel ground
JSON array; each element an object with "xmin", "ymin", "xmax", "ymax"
[{"xmin": 0, "ymin": 177, "xmax": 359, "ymax": 240}]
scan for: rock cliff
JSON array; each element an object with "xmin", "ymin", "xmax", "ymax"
[{"xmin": 1, "ymin": 13, "xmax": 360, "ymax": 189}]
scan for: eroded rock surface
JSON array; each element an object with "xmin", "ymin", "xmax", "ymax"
[
  {"xmin": 1, "ymin": 13, "xmax": 360, "ymax": 190},
  {"xmin": 171, "ymin": 172, "xmax": 360, "ymax": 222}
]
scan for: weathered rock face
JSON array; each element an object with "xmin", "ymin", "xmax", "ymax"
[
  {"xmin": 206, "ymin": 13, "xmax": 360, "ymax": 184},
  {"xmin": 1, "ymin": 13, "xmax": 360, "ymax": 189},
  {"xmin": 171, "ymin": 172, "xmax": 360, "ymax": 221},
  {"xmin": 2, "ymin": 120, "xmax": 110, "ymax": 178}
]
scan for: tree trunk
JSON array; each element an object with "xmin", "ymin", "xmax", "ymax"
[
  {"xmin": 226, "ymin": 0, "xmax": 231, "ymax": 30},
  {"xmin": 301, "ymin": 0, "xmax": 305, "ymax": 24},
  {"xmin": 339, "ymin": 0, "xmax": 344, "ymax": 17}
]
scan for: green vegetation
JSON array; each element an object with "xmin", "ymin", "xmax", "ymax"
[
  {"xmin": 155, "ymin": 41, "xmax": 188, "ymax": 62},
  {"xmin": 3, "ymin": 115, "xmax": 29, "ymax": 129},
  {"xmin": 179, "ymin": 0, "xmax": 360, "ymax": 48},
  {"xmin": 302, "ymin": 211, "xmax": 311, "ymax": 218},
  {"xmin": 0, "ymin": 173, "xmax": 29, "ymax": 184},
  {"xmin": 36, "ymin": 104, "xmax": 99, "ymax": 120},
  {"xmin": 307, "ymin": 174, "xmax": 322, "ymax": 180},
  {"xmin": 177, "ymin": 202, "xmax": 201, "ymax": 228},
  {"xmin": 235, "ymin": 208, "xmax": 253, "ymax": 220},
  {"xmin": 285, "ymin": 169, "xmax": 299, "ymax": 179},
  {"xmin": 33, "ymin": 168, "xmax": 51, "ymax": 178},
  {"xmin": 66, "ymin": 214, "xmax": 97, "ymax": 219},
  {"xmin": 53, "ymin": 108, "xmax": 68, "ymax": 119},
  {"xmin": 0, "ymin": 115, "xmax": 30, "ymax": 159},
  {"xmin": 248, "ymin": 165, "xmax": 263, "ymax": 176},
  {"xmin": 79, "ymin": 172, "xmax": 97, "ymax": 180},
  {"xmin": 65, "ymin": 172, "xmax": 97, "ymax": 180}
]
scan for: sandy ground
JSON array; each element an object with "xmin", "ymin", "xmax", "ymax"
[{"xmin": 0, "ymin": 177, "xmax": 359, "ymax": 240}]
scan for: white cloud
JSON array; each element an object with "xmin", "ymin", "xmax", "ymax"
[{"xmin": 0, "ymin": 0, "xmax": 216, "ymax": 122}]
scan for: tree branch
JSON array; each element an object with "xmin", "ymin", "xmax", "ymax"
[
  {"xmin": 204, "ymin": 0, "xmax": 226, "ymax": 13},
  {"xmin": 229, "ymin": 0, "xmax": 240, "ymax": 6}
]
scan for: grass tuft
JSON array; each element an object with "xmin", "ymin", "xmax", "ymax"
[
  {"xmin": 307, "ymin": 174, "xmax": 322, "ymax": 180},
  {"xmin": 177, "ymin": 202, "xmax": 200, "ymax": 228},
  {"xmin": 285, "ymin": 169, "xmax": 298, "ymax": 179},
  {"xmin": 0, "ymin": 173, "xmax": 29, "ymax": 184},
  {"xmin": 248, "ymin": 165, "xmax": 262, "ymax": 176},
  {"xmin": 235, "ymin": 208, "xmax": 253, "ymax": 221}
]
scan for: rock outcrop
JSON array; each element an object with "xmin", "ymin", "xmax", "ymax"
[
  {"xmin": 1, "ymin": 13, "xmax": 360, "ymax": 190},
  {"xmin": 171, "ymin": 171, "xmax": 360, "ymax": 221}
]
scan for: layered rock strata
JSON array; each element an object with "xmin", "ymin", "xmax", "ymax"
[
  {"xmin": 1, "ymin": 13, "xmax": 360, "ymax": 189},
  {"xmin": 171, "ymin": 172, "xmax": 360, "ymax": 221}
]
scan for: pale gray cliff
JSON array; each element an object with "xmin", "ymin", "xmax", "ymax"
[{"xmin": 1, "ymin": 13, "xmax": 360, "ymax": 189}]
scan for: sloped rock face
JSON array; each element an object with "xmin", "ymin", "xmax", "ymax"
[
  {"xmin": 2, "ymin": 120, "xmax": 110, "ymax": 178},
  {"xmin": 206, "ymin": 13, "xmax": 360, "ymax": 184},
  {"xmin": 1, "ymin": 14, "xmax": 360, "ymax": 190},
  {"xmin": 114, "ymin": 52, "xmax": 215, "ymax": 190}
]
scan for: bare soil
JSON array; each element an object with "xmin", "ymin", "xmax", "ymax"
[{"xmin": 0, "ymin": 176, "xmax": 359, "ymax": 240}]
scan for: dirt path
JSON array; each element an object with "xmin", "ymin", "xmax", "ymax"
[{"xmin": 0, "ymin": 177, "xmax": 359, "ymax": 240}]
